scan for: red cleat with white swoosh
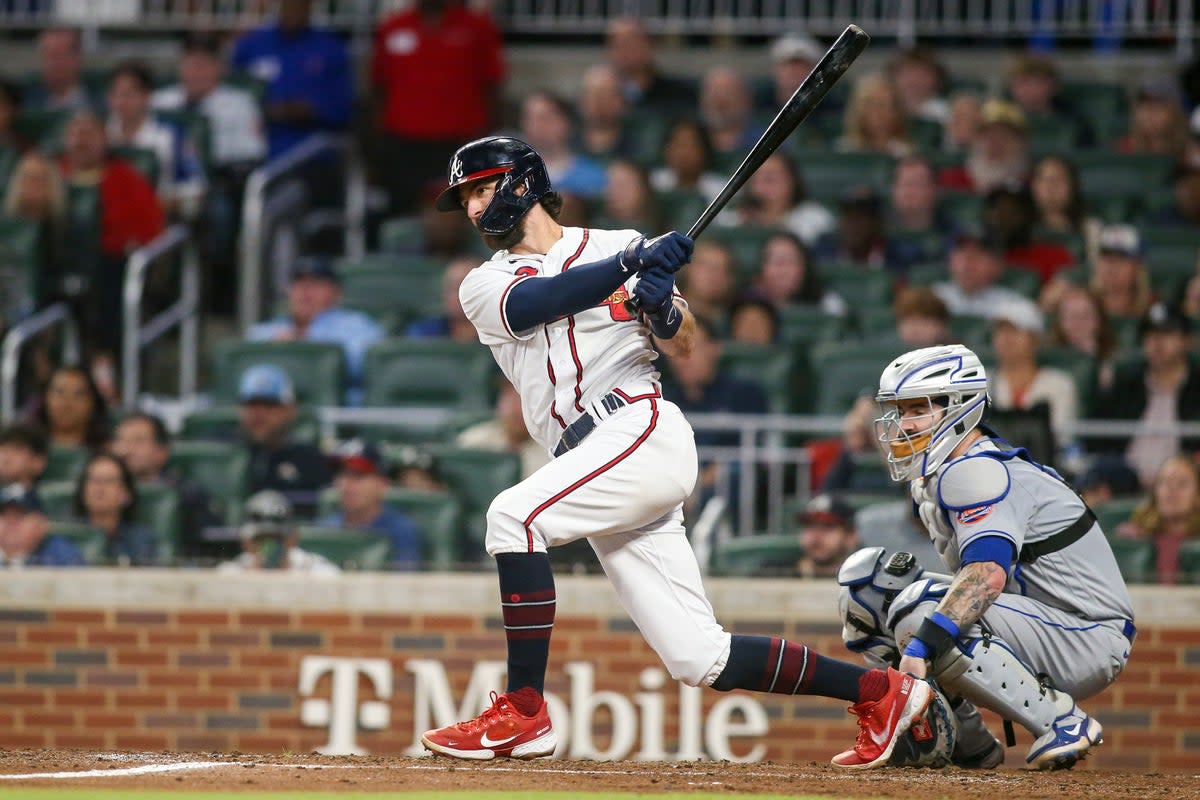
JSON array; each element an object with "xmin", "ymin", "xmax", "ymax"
[
  {"xmin": 421, "ymin": 690, "xmax": 556, "ymax": 761},
  {"xmin": 831, "ymin": 668, "xmax": 933, "ymax": 769}
]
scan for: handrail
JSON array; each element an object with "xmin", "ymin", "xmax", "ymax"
[
  {"xmin": 122, "ymin": 224, "xmax": 201, "ymax": 405},
  {"xmin": 0, "ymin": 302, "xmax": 79, "ymax": 424},
  {"xmin": 238, "ymin": 134, "xmax": 366, "ymax": 332}
]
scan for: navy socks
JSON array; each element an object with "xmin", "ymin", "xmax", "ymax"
[
  {"xmin": 496, "ymin": 552, "xmax": 556, "ymax": 695},
  {"xmin": 712, "ymin": 634, "xmax": 867, "ymax": 702}
]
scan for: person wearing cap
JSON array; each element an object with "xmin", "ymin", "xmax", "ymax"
[
  {"xmin": 795, "ymin": 493, "xmax": 861, "ymax": 579},
  {"xmin": 390, "ymin": 445, "xmax": 447, "ymax": 493},
  {"xmin": 1077, "ymin": 456, "xmax": 1141, "ymax": 510},
  {"xmin": 236, "ymin": 364, "xmax": 333, "ymax": 514},
  {"xmin": 889, "ymin": 48, "xmax": 949, "ymax": 124},
  {"xmin": 319, "ymin": 439, "xmax": 422, "ymax": 569},
  {"xmin": 1092, "ymin": 302, "xmax": 1200, "ymax": 485},
  {"xmin": 1090, "ymin": 224, "xmax": 1152, "ymax": 322},
  {"xmin": 1117, "ymin": 76, "xmax": 1189, "ymax": 160},
  {"xmin": 931, "ymin": 227, "xmax": 1031, "ymax": 319},
  {"xmin": 939, "ymin": 99, "xmax": 1029, "ymax": 194},
  {"xmin": 988, "ymin": 300, "xmax": 1079, "ymax": 449},
  {"xmin": 246, "ymin": 257, "xmax": 385, "ymax": 406},
  {"xmin": 0, "ymin": 483, "xmax": 84, "ymax": 567},
  {"xmin": 220, "ymin": 489, "xmax": 339, "ymax": 575},
  {"xmin": 0, "ymin": 424, "xmax": 48, "ymax": 511}
]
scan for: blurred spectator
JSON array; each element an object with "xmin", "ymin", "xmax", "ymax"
[
  {"xmin": 822, "ymin": 396, "xmax": 891, "ymax": 493},
  {"xmin": 0, "ymin": 79, "xmax": 28, "ymax": 152},
  {"xmin": 988, "ymin": 301, "xmax": 1078, "ymax": 448},
  {"xmin": 890, "ymin": 48, "xmax": 949, "ymax": 124},
  {"xmin": 110, "ymin": 413, "xmax": 219, "ymax": 559},
  {"xmin": 458, "ymin": 381, "xmax": 551, "ymax": 480},
  {"xmin": 1183, "ymin": 272, "xmax": 1200, "ymax": 325},
  {"xmin": 889, "ymin": 155, "xmax": 950, "ymax": 235},
  {"xmin": 728, "ymin": 298, "xmax": 780, "ymax": 346},
  {"xmin": 1118, "ymin": 77, "xmax": 1188, "ymax": 161},
  {"xmin": 3, "ymin": 151, "xmax": 66, "ymax": 314},
  {"xmin": 577, "ymin": 65, "xmax": 633, "ymax": 161},
  {"xmin": 701, "ymin": 67, "xmax": 763, "ymax": 162},
  {"xmin": 321, "ymin": 439, "xmax": 421, "ymax": 568},
  {"xmin": 677, "ymin": 240, "xmax": 736, "ymax": 330},
  {"xmin": 983, "ymin": 184, "xmax": 1074, "ymax": 285},
  {"xmin": 764, "ymin": 33, "xmax": 822, "ymax": 109},
  {"xmin": 72, "ymin": 452, "xmax": 157, "ymax": 565},
  {"xmin": 1006, "ymin": 55, "xmax": 1077, "ymax": 141},
  {"xmin": 413, "ymin": 189, "xmax": 475, "ymax": 260},
  {"xmin": 1048, "ymin": 284, "xmax": 1118, "ymax": 368},
  {"xmin": 604, "ymin": 17, "xmax": 697, "ymax": 117},
  {"xmin": 152, "ymin": 33, "xmax": 267, "ymax": 170},
  {"xmin": 0, "ymin": 425, "xmax": 48, "ymax": 508},
  {"xmin": 932, "ymin": 230, "xmax": 1033, "ymax": 319},
  {"xmin": 649, "ymin": 118, "xmax": 725, "ymax": 203},
  {"xmin": 1118, "ymin": 455, "xmax": 1200, "ymax": 585},
  {"xmin": 1090, "ymin": 224, "xmax": 1152, "ymax": 322},
  {"xmin": 727, "ymin": 152, "xmax": 834, "ymax": 245},
  {"xmin": 220, "ymin": 489, "xmax": 338, "ymax": 574},
  {"xmin": 406, "ymin": 257, "xmax": 478, "ymax": 342},
  {"xmin": 231, "ymin": 0, "xmax": 352, "ymax": 160},
  {"xmin": 794, "ymin": 493, "xmax": 860, "ymax": 578},
  {"xmin": 26, "ymin": 28, "xmax": 91, "ymax": 112},
  {"xmin": 520, "ymin": 90, "xmax": 606, "ymax": 198},
  {"xmin": 29, "ymin": 365, "xmax": 110, "ymax": 451},
  {"xmin": 894, "ymin": 286, "xmax": 951, "ymax": 348},
  {"xmin": 106, "ymin": 60, "xmax": 204, "ymax": 215},
  {"xmin": 1093, "ymin": 303, "xmax": 1200, "ymax": 484},
  {"xmin": 838, "ymin": 73, "xmax": 912, "ymax": 157},
  {"xmin": 390, "ymin": 445, "xmax": 447, "ymax": 492},
  {"xmin": 236, "ymin": 365, "xmax": 332, "ymax": 512},
  {"xmin": 1078, "ymin": 456, "xmax": 1141, "ymax": 509},
  {"xmin": 0, "ymin": 484, "xmax": 82, "ymax": 567},
  {"xmin": 246, "ymin": 258, "xmax": 385, "ymax": 406},
  {"xmin": 940, "ymin": 100, "xmax": 1029, "ymax": 193},
  {"xmin": 1186, "ymin": 107, "xmax": 1200, "ymax": 170},
  {"xmin": 596, "ymin": 160, "xmax": 659, "ymax": 231},
  {"xmin": 1029, "ymin": 154, "xmax": 1102, "ymax": 262},
  {"xmin": 943, "ymin": 92, "xmax": 982, "ymax": 153},
  {"xmin": 1153, "ymin": 165, "xmax": 1200, "ymax": 227},
  {"xmin": 371, "ymin": 0, "xmax": 503, "ymax": 214},
  {"xmin": 813, "ymin": 186, "xmax": 890, "ymax": 271},
  {"xmin": 753, "ymin": 231, "xmax": 846, "ymax": 315}
]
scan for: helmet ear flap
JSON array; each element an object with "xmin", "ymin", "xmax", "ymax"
[{"xmin": 479, "ymin": 150, "xmax": 552, "ymax": 235}]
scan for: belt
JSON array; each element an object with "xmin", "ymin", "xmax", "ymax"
[
  {"xmin": 553, "ymin": 391, "xmax": 627, "ymax": 457},
  {"xmin": 1018, "ymin": 507, "xmax": 1097, "ymax": 564}
]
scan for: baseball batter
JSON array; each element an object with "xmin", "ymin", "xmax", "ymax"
[
  {"xmin": 417, "ymin": 136, "xmax": 935, "ymax": 767},
  {"xmin": 837, "ymin": 344, "xmax": 1135, "ymax": 769}
]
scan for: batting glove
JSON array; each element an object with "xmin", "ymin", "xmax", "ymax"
[
  {"xmin": 620, "ymin": 231, "xmax": 694, "ymax": 274},
  {"xmin": 632, "ymin": 267, "xmax": 675, "ymax": 316}
]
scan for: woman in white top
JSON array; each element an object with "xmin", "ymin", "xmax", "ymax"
[
  {"xmin": 720, "ymin": 152, "xmax": 835, "ymax": 245},
  {"xmin": 752, "ymin": 230, "xmax": 847, "ymax": 316},
  {"xmin": 648, "ymin": 117, "xmax": 727, "ymax": 202}
]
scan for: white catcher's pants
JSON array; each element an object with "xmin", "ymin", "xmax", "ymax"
[{"xmin": 485, "ymin": 391, "xmax": 732, "ymax": 686}]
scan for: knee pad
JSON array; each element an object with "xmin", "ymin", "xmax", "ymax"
[
  {"xmin": 837, "ymin": 547, "xmax": 941, "ymax": 667},
  {"xmin": 885, "ymin": 577, "xmax": 950, "ymax": 646}
]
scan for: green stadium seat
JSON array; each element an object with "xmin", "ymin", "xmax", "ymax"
[
  {"xmin": 790, "ymin": 151, "xmax": 894, "ymax": 203},
  {"xmin": 378, "ymin": 217, "xmax": 424, "ymax": 253},
  {"xmin": 1026, "ymin": 113, "xmax": 1083, "ymax": 152},
  {"xmin": 1038, "ymin": 347, "xmax": 1099, "ymax": 415},
  {"xmin": 363, "ymin": 339, "xmax": 494, "ymax": 411},
  {"xmin": 110, "ymin": 145, "xmax": 159, "ymax": 188},
  {"xmin": 623, "ymin": 110, "xmax": 670, "ymax": 167},
  {"xmin": 180, "ymin": 405, "xmax": 320, "ymax": 446},
  {"xmin": 0, "ymin": 215, "xmax": 43, "ymax": 306},
  {"xmin": 711, "ymin": 533, "xmax": 803, "ymax": 576},
  {"xmin": 777, "ymin": 305, "xmax": 845, "ymax": 346},
  {"xmin": 338, "ymin": 253, "xmax": 445, "ymax": 276},
  {"xmin": 810, "ymin": 340, "xmax": 903, "ymax": 415},
  {"xmin": 168, "ymin": 441, "xmax": 250, "ymax": 524},
  {"xmin": 1059, "ymin": 81, "xmax": 1128, "ymax": 145},
  {"xmin": 1075, "ymin": 153, "xmax": 1175, "ymax": 197},
  {"xmin": 654, "ymin": 189, "xmax": 708, "ymax": 234},
  {"xmin": 1106, "ymin": 536, "xmax": 1155, "ymax": 584},
  {"xmin": 0, "ymin": 145, "xmax": 18, "ymax": 190},
  {"xmin": 889, "ymin": 229, "xmax": 946, "ymax": 266},
  {"xmin": 316, "ymin": 487, "xmax": 465, "ymax": 569},
  {"xmin": 62, "ymin": 183, "xmax": 101, "ymax": 285},
  {"xmin": 1093, "ymin": 497, "xmax": 1141, "ymax": 536},
  {"xmin": 1031, "ymin": 227, "xmax": 1086, "ymax": 263},
  {"xmin": 907, "ymin": 118, "xmax": 942, "ymax": 151},
  {"xmin": 938, "ymin": 192, "xmax": 983, "ymax": 231},
  {"xmin": 423, "ymin": 446, "xmax": 521, "ymax": 560},
  {"xmin": 818, "ymin": 266, "xmax": 893, "ymax": 308},
  {"xmin": 37, "ymin": 480, "xmax": 77, "ymax": 520},
  {"xmin": 47, "ymin": 521, "xmax": 107, "ymax": 566},
  {"xmin": 227, "ymin": 71, "xmax": 268, "ymax": 103},
  {"xmin": 1178, "ymin": 539, "xmax": 1200, "ymax": 584},
  {"xmin": 134, "ymin": 482, "xmax": 181, "ymax": 564},
  {"xmin": 338, "ymin": 265, "xmax": 445, "ymax": 332},
  {"xmin": 295, "ymin": 527, "xmax": 390, "ymax": 571},
  {"xmin": 13, "ymin": 110, "xmax": 68, "ymax": 150},
  {"xmin": 212, "ymin": 340, "xmax": 346, "ymax": 407},
  {"xmin": 856, "ymin": 306, "xmax": 896, "ymax": 337},
  {"xmin": 996, "ymin": 268, "xmax": 1040, "ymax": 299},
  {"xmin": 949, "ymin": 315, "xmax": 993, "ymax": 350},
  {"xmin": 717, "ymin": 342, "xmax": 798, "ymax": 414},
  {"xmin": 706, "ymin": 225, "xmax": 778, "ymax": 278},
  {"xmin": 44, "ymin": 445, "xmax": 88, "ymax": 483}
]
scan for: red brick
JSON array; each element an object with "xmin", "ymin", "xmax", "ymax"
[
  {"xmin": 0, "ymin": 689, "xmax": 45, "ymax": 704},
  {"xmin": 1158, "ymin": 629, "xmax": 1200, "ymax": 645},
  {"xmin": 298, "ymin": 612, "xmax": 354, "ymax": 628},
  {"xmin": 147, "ymin": 630, "xmax": 201, "ymax": 647},
  {"xmin": 210, "ymin": 631, "xmax": 261, "ymax": 647},
  {"xmin": 115, "ymin": 733, "xmax": 171, "ymax": 750},
  {"xmin": 115, "ymin": 611, "xmax": 169, "ymax": 626},
  {"xmin": 240, "ymin": 652, "xmax": 294, "ymax": 669},
  {"xmin": 1128, "ymin": 646, "xmax": 1180, "ymax": 665},
  {"xmin": 27, "ymin": 628, "xmax": 79, "ymax": 645},
  {"xmin": 5, "ymin": 648, "xmax": 49, "ymax": 665},
  {"xmin": 330, "ymin": 633, "xmax": 384, "ymax": 649},
  {"xmin": 1157, "ymin": 753, "xmax": 1200, "ymax": 769},
  {"xmin": 177, "ymin": 734, "xmax": 229, "ymax": 750},
  {"xmin": 1122, "ymin": 689, "xmax": 1178, "ymax": 707},
  {"xmin": 55, "ymin": 732, "xmax": 108, "ymax": 748},
  {"xmin": 361, "ymin": 613, "xmax": 414, "ymax": 629},
  {"xmin": 238, "ymin": 611, "xmax": 291, "ymax": 626},
  {"xmin": 1158, "ymin": 711, "xmax": 1200, "ymax": 727},
  {"xmin": 1157, "ymin": 668, "xmax": 1196, "ymax": 686},
  {"xmin": 555, "ymin": 617, "xmax": 602, "ymax": 632},
  {"xmin": 146, "ymin": 671, "xmax": 201, "ymax": 689},
  {"xmin": 113, "ymin": 691, "xmax": 168, "ymax": 709},
  {"xmin": 0, "ymin": 710, "xmax": 13, "ymax": 726},
  {"xmin": 87, "ymin": 630, "xmax": 140, "ymax": 646},
  {"xmin": 0, "ymin": 732, "xmax": 47, "ymax": 747},
  {"xmin": 116, "ymin": 650, "xmax": 169, "ymax": 667},
  {"xmin": 418, "ymin": 614, "xmax": 476, "ymax": 632},
  {"xmin": 267, "ymin": 674, "xmax": 296, "ymax": 690},
  {"xmin": 84, "ymin": 711, "xmax": 137, "ymax": 727},
  {"xmin": 50, "ymin": 689, "xmax": 106, "ymax": 708},
  {"xmin": 54, "ymin": 609, "xmax": 106, "ymax": 624},
  {"xmin": 177, "ymin": 694, "xmax": 231, "ymax": 710},
  {"xmin": 23, "ymin": 710, "xmax": 75, "ymax": 727},
  {"xmin": 178, "ymin": 611, "xmax": 231, "ymax": 626},
  {"xmin": 209, "ymin": 673, "xmax": 263, "ymax": 689}
]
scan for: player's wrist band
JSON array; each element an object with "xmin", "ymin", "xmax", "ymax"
[
  {"xmin": 907, "ymin": 613, "xmax": 960, "ymax": 662},
  {"xmin": 648, "ymin": 303, "xmax": 681, "ymax": 339}
]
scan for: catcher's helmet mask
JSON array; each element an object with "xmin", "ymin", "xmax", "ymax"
[{"xmin": 435, "ymin": 136, "xmax": 553, "ymax": 236}]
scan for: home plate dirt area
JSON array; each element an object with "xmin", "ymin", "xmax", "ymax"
[{"xmin": 0, "ymin": 750, "xmax": 1197, "ymax": 798}]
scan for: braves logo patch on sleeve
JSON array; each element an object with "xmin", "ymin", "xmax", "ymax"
[{"xmin": 956, "ymin": 505, "xmax": 994, "ymax": 525}]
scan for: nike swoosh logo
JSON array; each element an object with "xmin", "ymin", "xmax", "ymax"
[
  {"xmin": 1062, "ymin": 721, "xmax": 1081, "ymax": 737},
  {"xmin": 480, "ymin": 732, "xmax": 519, "ymax": 748},
  {"xmin": 869, "ymin": 707, "xmax": 903, "ymax": 746}
]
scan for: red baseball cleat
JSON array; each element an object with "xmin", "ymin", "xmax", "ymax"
[
  {"xmin": 421, "ymin": 690, "xmax": 556, "ymax": 761},
  {"xmin": 831, "ymin": 669, "xmax": 933, "ymax": 769}
]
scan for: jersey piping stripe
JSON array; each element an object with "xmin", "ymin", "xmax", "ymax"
[
  {"xmin": 561, "ymin": 229, "xmax": 590, "ymax": 414},
  {"xmin": 613, "ymin": 386, "xmax": 662, "ymax": 404},
  {"xmin": 498, "ymin": 274, "xmax": 534, "ymax": 340},
  {"xmin": 521, "ymin": 397, "xmax": 660, "ymax": 553},
  {"xmin": 544, "ymin": 328, "xmax": 567, "ymax": 430}
]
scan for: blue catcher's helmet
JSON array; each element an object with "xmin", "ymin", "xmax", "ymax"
[{"xmin": 435, "ymin": 136, "xmax": 553, "ymax": 236}]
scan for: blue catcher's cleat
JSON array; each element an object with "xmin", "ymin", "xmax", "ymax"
[{"xmin": 1026, "ymin": 702, "xmax": 1103, "ymax": 770}]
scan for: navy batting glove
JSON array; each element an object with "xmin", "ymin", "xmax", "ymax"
[
  {"xmin": 632, "ymin": 267, "xmax": 675, "ymax": 315},
  {"xmin": 620, "ymin": 231, "xmax": 694, "ymax": 274}
]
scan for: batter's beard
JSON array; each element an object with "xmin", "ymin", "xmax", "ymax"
[{"xmin": 480, "ymin": 217, "xmax": 527, "ymax": 252}]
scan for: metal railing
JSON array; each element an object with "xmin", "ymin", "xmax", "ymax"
[
  {"xmin": 122, "ymin": 224, "xmax": 201, "ymax": 406},
  {"xmin": 0, "ymin": 302, "xmax": 79, "ymax": 424},
  {"xmin": 238, "ymin": 134, "xmax": 367, "ymax": 332}
]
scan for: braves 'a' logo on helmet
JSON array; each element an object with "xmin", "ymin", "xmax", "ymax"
[{"xmin": 449, "ymin": 154, "xmax": 464, "ymax": 182}]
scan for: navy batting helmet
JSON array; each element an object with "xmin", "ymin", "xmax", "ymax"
[{"xmin": 434, "ymin": 136, "xmax": 553, "ymax": 236}]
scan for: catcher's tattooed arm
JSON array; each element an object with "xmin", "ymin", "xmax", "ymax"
[{"xmin": 935, "ymin": 560, "xmax": 1007, "ymax": 630}]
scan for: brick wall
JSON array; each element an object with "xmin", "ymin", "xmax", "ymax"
[{"xmin": 0, "ymin": 572, "xmax": 1196, "ymax": 769}]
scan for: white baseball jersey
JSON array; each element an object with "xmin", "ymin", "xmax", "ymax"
[{"xmin": 459, "ymin": 226, "xmax": 680, "ymax": 453}]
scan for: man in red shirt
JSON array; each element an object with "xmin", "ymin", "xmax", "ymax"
[{"xmin": 371, "ymin": 0, "xmax": 505, "ymax": 214}]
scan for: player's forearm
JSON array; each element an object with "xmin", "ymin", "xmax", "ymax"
[
  {"xmin": 652, "ymin": 303, "xmax": 694, "ymax": 357},
  {"xmin": 505, "ymin": 253, "xmax": 630, "ymax": 332},
  {"xmin": 936, "ymin": 561, "xmax": 1007, "ymax": 630}
]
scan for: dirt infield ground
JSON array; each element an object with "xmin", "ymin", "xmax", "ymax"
[{"xmin": 0, "ymin": 750, "xmax": 1197, "ymax": 798}]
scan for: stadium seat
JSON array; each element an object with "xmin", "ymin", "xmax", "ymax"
[
  {"xmin": 706, "ymin": 225, "xmax": 777, "ymax": 278},
  {"xmin": 0, "ymin": 145, "xmax": 16, "ymax": 187},
  {"xmin": 995, "ymin": 268, "xmax": 1041, "ymax": 299},
  {"xmin": 378, "ymin": 217, "xmax": 424, "ymax": 253},
  {"xmin": 1177, "ymin": 539, "xmax": 1200, "ymax": 584},
  {"xmin": 777, "ymin": 305, "xmax": 845, "ymax": 346},
  {"xmin": 338, "ymin": 253, "xmax": 445, "ymax": 276},
  {"xmin": 338, "ymin": 264, "xmax": 446, "ymax": 332},
  {"xmin": 44, "ymin": 445, "xmax": 88, "ymax": 482},
  {"xmin": 1038, "ymin": 347, "xmax": 1098, "ymax": 415},
  {"xmin": 424, "ymin": 446, "xmax": 521, "ymax": 560},
  {"xmin": 1093, "ymin": 497, "xmax": 1141, "ymax": 536},
  {"xmin": 623, "ymin": 110, "xmax": 670, "ymax": 166},
  {"xmin": 1031, "ymin": 227, "xmax": 1086, "ymax": 263},
  {"xmin": 907, "ymin": 118, "xmax": 942, "ymax": 151},
  {"xmin": 1106, "ymin": 536, "xmax": 1155, "ymax": 584},
  {"xmin": 809, "ymin": 340, "xmax": 904, "ymax": 415},
  {"xmin": 47, "ymin": 521, "xmax": 108, "ymax": 566},
  {"xmin": 363, "ymin": 339, "xmax": 495, "ymax": 411},
  {"xmin": 717, "ymin": 342, "xmax": 799, "ymax": 413},
  {"xmin": 0, "ymin": 215, "xmax": 42, "ymax": 306},
  {"xmin": 949, "ymin": 315, "xmax": 992, "ymax": 350},
  {"xmin": 889, "ymin": 229, "xmax": 946, "ymax": 266},
  {"xmin": 62, "ymin": 183, "xmax": 102, "ymax": 283},
  {"xmin": 295, "ymin": 527, "xmax": 390, "ymax": 570},
  {"xmin": 654, "ymin": 189, "xmax": 708, "ymax": 233},
  {"xmin": 1026, "ymin": 113, "xmax": 1083, "ymax": 152},
  {"xmin": 711, "ymin": 533, "xmax": 803, "ymax": 576},
  {"xmin": 937, "ymin": 192, "xmax": 983, "ymax": 231},
  {"xmin": 315, "ymin": 487, "xmax": 464, "ymax": 570},
  {"xmin": 212, "ymin": 340, "xmax": 346, "ymax": 407},
  {"xmin": 134, "ymin": 482, "xmax": 182, "ymax": 564},
  {"xmin": 168, "ymin": 441, "xmax": 250, "ymax": 524},
  {"xmin": 818, "ymin": 265, "xmax": 892, "ymax": 308},
  {"xmin": 13, "ymin": 110, "xmax": 68, "ymax": 150},
  {"xmin": 180, "ymin": 405, "xmax": 320, "ymax": 446},
  {"xmin": 37, "ymin": 480, "xmax": 77, "ymax": 520},
  {"xmin": 1075, "ymin": 153, "xmax": 1175, "ymax": 197},
  {"xmin": 1059, "ymin": 81, "xmax": 1128, "ymax": 145},
  {"xmin": 856, "ymin": 306, "xmax": 896, "ymax": 337},
  {"xmin": 789, "ymin": 151, "xmax": 894, "ymax": 203}
]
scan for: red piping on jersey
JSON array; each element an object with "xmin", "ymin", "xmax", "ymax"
[
  {"xmin": 544, "ymin": 329, "xmax": 567, "ymax": 430},
  {"xmin": 498, "ymin": 274, "xmax": 534, "ymax": 340},
  {"xmin": 562, "ymin": 229, "xmax": 590, "ymax": 414},
  {"xmin": 522, "ymin": 398, "xmax": 660, "ymax": 552}
]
